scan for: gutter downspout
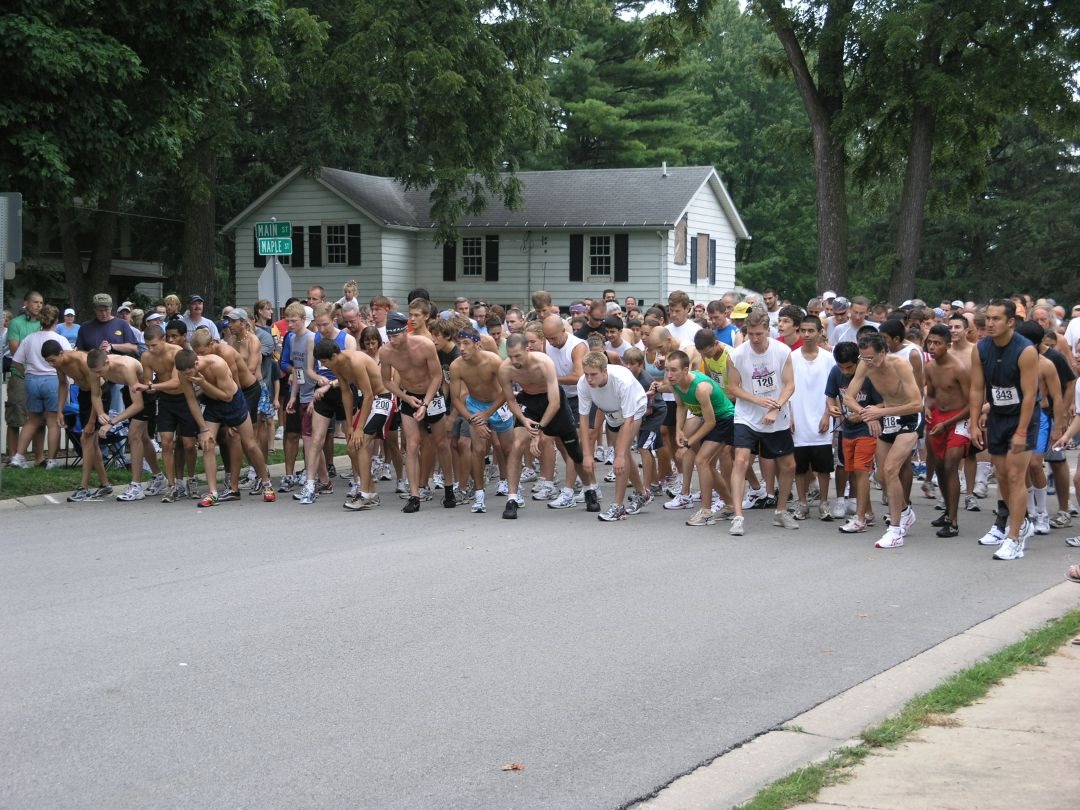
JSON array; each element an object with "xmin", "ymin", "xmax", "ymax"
[{"xmin": 656, "ymin": 230, "xmax": 666, "ymax": 308}]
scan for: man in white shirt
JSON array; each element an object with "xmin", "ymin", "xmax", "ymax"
[
  {"xmin": 831, "ymin": 296, "xmax": 877, "ymax": 345},
  {"xmin": 666, "ymin": 290, "xmax": 702, "ymax": 345},
  {"xmin": 789, "ymin": 316, "xmax": 837, "ymax": 520},
  {"xmin": 181, "ymin": 294, "xmax": 220, "ymax": 340}
]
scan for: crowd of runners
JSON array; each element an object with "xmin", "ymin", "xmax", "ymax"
[{"xmin": 5, "ymin": 283, "xmax": 1080, "ymax": 560}]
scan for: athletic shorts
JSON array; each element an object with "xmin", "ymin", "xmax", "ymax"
[
  {"xmin": 516, "ymin": 388, "xmax": 583, "ymax": 464},
  {"xmin": 927, "ymin": 405, "xmax": 971, "ymax": 459},
  {"xmin": 1034, "ymin": 409, "xmax": 1053, "ymax": 455},
  {"xmin": 398, "ymin": 389, "xmax": 447, "ymax": 424},
  {"xmin": 360, "ymin": 393, "xmax": 398, "ymax": 439},
  {"xmin": 843, "ymin": 435, "xmax": 877, "ymax": 473},
  {"xmin": 700, "ymin": 415, "xmax": 734, "ymax": 446},
  {"xmin": 1045, "ymin": 445, "xmax": 1067, "ymax": 463},
  {"xmin": 77, "ymin": 384, "xmax": 113, "ymax": 434},
  {"xmin": 795, "ymin": 444, "xmax": 835, "ymax": 474},
  {"xmin": 242, "ymin": 381, "xmax": 261, "ymax": 422},
  {"xmin": 5, "ymin": 375, "xmax": 27, "ymax": 426},
  {"xmin": 986, "ymin": 411, "xmax": 1038, "ymax": 457},
  {"xmin": 877, "ymin": 413, "xmax": 922, "ymax": 445},
  {"xmin": 565, "ymin": 395, "xmax": 580, "ymax": 428},
  {"xmin": 466, "ymin": 394, "xmax": 514, "ymax": 434},
  {"xmin": 733, "ymin": 423, "xmax": 794, "ymax": 459},
  {"xmin": 637, "ymin": 411, "xmax": 666, "ymax": 451},
  {"xmin": 202, "ymin": 387, "xmax": 250, "ymax": 428},
  {"xmin": 25, "ymin": 374, "xmax": 59, "ymax": 414},
  {"xmin": 157, "ymin": 392, "xmax": 197, "ymax": 438},
  {"xmin": 662, "ymin": 399, "xmax": 677, "ymax": 428},
  {"xmin": 313, "ymin": 384, "xmax": 346, "ymax": 421},
  {"xmin": 120, "ymin": 387, "xmax": 157, "ymax": 431}
]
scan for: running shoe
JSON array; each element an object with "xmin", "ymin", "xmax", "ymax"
[
  {"xmin": 1019, "ymin": 517, "xmax": 1035, "ymax": 543},
  {"xmin": 248, "ymin": 475, "xmax": 264, "ymax": 496},
  {"xmin": 502, "ymin": 500, "xmax": 519, "ymax": 520},
  {"xmin": 295, "ymin": 485, "xmax": 317, "ymax": 505},
  {"xmin": 992, "ymin": 537, "xmax": 1024, "ymax": 561},
  {"xmin": 604, "ymin": 470, "xmax": 616, "ymax": 482},
  {"xmin": 792, "ymin": 502, "xmax": 810, "ymax": 520},
  {"xmin": 931, "ymin": 512, "xmax": 950, "ymax": 528},
  {"xmin": 1034, "ymin": 513, "xmax": 1051, "ymax": 535},
  {"xmin": 495, "ymin": 479, "xmax": 509, "ymax": 496},
  {"xmin": 7, "ymin": 453, "xmax": 28, "ymax": 468},
  {"xmin": 1050, "ymin": 510, "xmax": 1072, "ymax": 529},
  {"xmin": 471, "ymin": 497, "xmax": 486, "ymax": 513},
  {"xmin": 327, "ymin": 463, "xmax": 337, "ymax": 479},
  {"xmin": 145, "ymin": 473, "xmax": 167, "ymax": 496},
  {"xmin": 685, "ymin": 508, "xmax": 715, "ymax": 526},
  {"xmin": 773, "ymin": 511, "xmax": 800, "ymax": 530},
  {"xmin": 964, "ymin": 494, "xmax": 980, "ymax": 512},
  {"xmin": 972, "ymin": 481, "xmax": 989, "ymax": 498},
  {"xmin": 598, "ymin": 503, "xmax": 627, "ymax": 521},
  {"xmin": 875, "ymin": 527, "xmax": 905, "ymax": 548},
  {"xmin": 198, "ymin": 492, "xmax": 222, "ymax": 508},
  {"xmin": 262, "ymin": 481, "xmax": 276, "ymax": 502},
  {"xmin": 431, "ymin": 472, "xmax": 445, "ymax": 490},
  {"xmin": 547, "ymin": 489, "xmax": 576, "ymax": 509},
  {"xmin": 187, "ymin": 478, "xmax": 200, "ymax": 499},
  {"xmin": 91, "ymin": 485, "xmax": 114, "ymax": 500},
  {"xmin": 519, "ymin": 467, "xmax": 538, "ymax": 483},
  {"xmin": 221, "ymin": 488, "xmax": 242, "ymax": 502},
  {"xmin": 664, "ymin": 493, "xmax": 694, "ymax": 510},
  {"xmin": 605, "ymin": 447, "xmax": 615, "ymax": 465},
  {"xmin": 838, "ymin": 517, "xmax": 867, "ymax": 533},
  {"xmin": 277, "ymin": 474, "xmax": 296, "ymax": 493},
  {"xmin": 831, "ymin": 499, "xmax": 848, "ymax": 520},
  {"xmin": 45, "ymin": 458, "xmax": 63, "ymax": 470},
  {"xmin": 935, "ymin": 523, "xmax": 959, "ymax": 538},
  {"xmin": 900, "ymin": 506, "xmax": 917, "ymax": 532},
  {"xmin": 316, "ymin": 481, "xmax": 334, "ymax": 496},
  {"xmin": 819, "ymin": 503, "xmax": 833, "ymax": 521},
  {"xmin": 594, "ymin": 445, "xmax": 606, "ymax": 462},
  {"xmin": 161, "ymin": 485, "xmax": 183, "ymax": 504},
  {"xmin": 624, "ymin": 493, "xmax": 646, "ymax": 516},
  {"xmin": 378, "ymin": 463, "xmax": 394, "ymax": 481},
  {"xmin": 67, "ymin": 487, "xmax": 92, "ymax": 502},
  {"xmin": 728, "ymin": 516, "xmax": 745, "ymax": 536},
  {"xmin": 395, "ymin": 478, "xmax": 410, "ymax": 494},
  {"xmin": 977, "ymin": 524, "xmax": 1006, "ymax": 546},
  {"xmin": 584, "ymin": 489, "xmax": 600, "ymax": 513},
  {"xmin": 402, "ymin": 495, "xmax": 421, "ymax": 513},
  {"xmin": 741, "ymin": 486, "xmax": 765, "ymax": 510},
  {"xmin": 443, "ymin": 490, "xmax": 457, "ymax": 508},
  {"xmin": 116, "ymin": 483, "xmax": 145, "ymax": 502}
]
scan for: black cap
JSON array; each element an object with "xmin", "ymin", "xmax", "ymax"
[
  {"xmin": 188, "ymin": 294, "xmax": 204, "ymax": 304},
  {"xmin": 386, "ymin": 311, "xmax": 408, "ymax": 335}
]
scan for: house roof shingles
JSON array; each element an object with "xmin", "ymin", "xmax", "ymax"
[{"xmin": 319, "ymin": 166, "xmax": 717, "ymax": 230}]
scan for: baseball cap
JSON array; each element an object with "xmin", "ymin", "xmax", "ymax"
[
  {"xmin": 731, "ymin": 302, "xmax": 752, "ymax": 319},
  {"xmin": 188, "ymin": 294, "xmax": 204, "ymax": 304},
  {"xmin": 900, "ymin": 299, "xmax": 913, "ymax": 308},
  {"xmin": 386, "ymin": 311, "xmax": 409, "ymax": 335},
  {"xmin": 145, "ymin": 312, "xmax": 165, "ymax": 322},
  {"xmin": 831, "ymin": 297, "xmax": 850, "ymax": 312},
  {"xmin": 302, "ymin": 305, "xmax": 314, "ymax": 326},
  {"xmin": 951, "ymin": 300, "xmax": 964, "ymax": 308},
  {"xmin": 63, "ymin": 308, "xmax": 75, "ymax": 316},
  {"xmin": 822, "ymin": 290, "xmax": 837, "ymax": 301},
  {"xmin": 118, "ymin": 301, "xmax": 133, "ymax": 313},
  {"xmin": 226, "ymin": 308, "xmax": 248, "ymax": 321},
  {"xmin": 92, "ymin": 293, "xmax": 112, "ymax": 308}
]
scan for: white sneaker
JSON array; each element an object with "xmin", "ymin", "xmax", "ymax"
[
  {"xmin": 44, "ymin": 458, "xmax": 63, "ymax": 470},
  {"xmin": 729, "ymin": 516, "xmax": 745, "ymax": 536},
  {"xmin": 875, "ymin": 527, "xmax": 905, "ymax": 548},
  {"xmin": 1019, "ymin": 517, "xmax": 1035, "ymax": 543},
  {"xmin": 742, "ymin": 486, "xmax": 765, "ymax": 510},
  {"xmin": 964, "ymin": 494, "xmax": 980, "ymax": 512},
  {"xmin": 495, "ymin": 479, "xmax": 509, "ymax": 496},
  {"xmin": 145, "ymin": 473, "xmax": 167, "ymax": 496},
  {"xmin": 774, "ymin": 510, "xmax": 800, "ymax": 530},
  {"xmin": 605, "ymin": 446, "xmax": 615, "ymax": 465},
  {"xmin": 7, "ymin": 453, "xmax": 28, "ymax": 468},
  {"xmin": 471, "ymin": 496, "xmax": 487, "ymax": 513},
  {"xmin": 574, "ymin": 487, "xmax": 587, "ymax": 504},
  {"xmin": 978, "ymin": 524, "xmax": 1006, "ymax": 546},
  {"xmin": 664, "ymin": 493, "xmax": 694, "ymax": 510},
  {"xmin": 594, "ymin": 445, "xmax": 606, "ymax": 462},
  {"xmin": 1034, "ymin": 513, "xmax": 1051, "ymax": 535},
  {"xmin": 431, "ymin": 472, "xmax": 445, "ymax": 490},
  {"xmin": 838, "ymin": 517, "xmax": 867, "ymax": 534},
  {"xmin": 395, "ymin": 478, "xmax": 410, "ymax": 494},
  {"xmin": 547, "ymin": 489, "xmax": 576, "ymax": 509},
  {"xmin": 378, "ymin": 463, "xmax": 394, "ymax": 481},
  {"xmin": 993, "ymin": 537, "xmax": 1025, "ymax": 561},
  {"xmin": 831, "ymin": 498, "xmax": 848, "ymax": 520},
  {"xmin": 973, "ymin": 481, "xmax": 989, "ymax": 498},
  {"xmin": 116, "ymin": 482, "xmax": 145, "ymax": 501},
  {"xmin": 532, "ymin": 483, "xmax": 558, "ymax": 501},
  {"xmin": 845, "ymin": 498, "xmax": 858, "ymax": 516},
  {"xmin": 900, "ymin": 506, "xmax": 917, "ymax": 532},
  {"xmin": 519, "ymin": 467, "xmax": 538, "ymax": 483},
  {"xmin": 685, "ymin": 508, "xmax": 715, "ymax": 526}
]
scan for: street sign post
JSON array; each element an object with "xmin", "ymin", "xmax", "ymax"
[
  {"xmin": 0, "ymin": 192, "xmax": 23, "ymax": 481},
  {"xmin": 254, "ymin": 221, "xmax": 291, "ymax": 239},
  {"xmin": 257, "ymin": 237, "xmax": 292, "ymax": 256}
]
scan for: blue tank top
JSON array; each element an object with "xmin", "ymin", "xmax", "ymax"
[
  {"xmin": 316, "ymin": 330, "xmax": 349, "ymax": 381},
  {"xmin": 977, "ymin": 332, "xmax": 1038, "ymax": 417}
]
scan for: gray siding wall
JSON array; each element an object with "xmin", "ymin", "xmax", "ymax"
[
  {"xmin": 233, "ymin": 175, "xmax": 384, "ymax": 308},
  {"xmin": 667, "ymin": 180, "xmax": 738, "ymax": 300}
]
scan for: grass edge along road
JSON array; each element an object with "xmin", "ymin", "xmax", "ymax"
[{"xmin": 735, "ymin": 607, "xmax": 1080, "ymax": 810}]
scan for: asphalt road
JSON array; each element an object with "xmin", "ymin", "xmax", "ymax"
[{"xmin": 2, "ymin": 482, "xmax": 1077, "ymax": 809}]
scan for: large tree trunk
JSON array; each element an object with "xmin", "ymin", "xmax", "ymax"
[
  {"xmin": 812, "ymin": 132, "xmax": 849, "ymax": 295},
  {"xmin": 58, "ymin": 193, "xmax": 119, "ymax": 319},
  {"xmin": 888, "ymin": 100, "xmax": 936, "ymax": 305},
  {"xmin": 180, "ymin": 139, "xmax": 219, "ymax": 312}
]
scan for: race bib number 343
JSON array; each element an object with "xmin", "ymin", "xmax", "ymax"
[{"xmin": 992, "ymin": 386, "xmax": 1019, "ymax": 408}]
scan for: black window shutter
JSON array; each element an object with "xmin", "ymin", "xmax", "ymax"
[
  {"xmin": 614, "ymin": 233, "xmax": 629, "ymax": 283},
  {"xmin": 709, "ymin": 239, "xmax": 717, "ymax": 285},
  {"xmin": 569, "ymin": 234, "xmax": 584, "ymax": 282},
  {"xmin": 291, "ymin": 226, "xmax": 304, "ymax": 268},
  {"xmin": 485, "ymin": 235, "xmax": 499, "ymax": 282},
  {"xmin": 443, "ymin": 242, "xmax": 457, "ymax": 281},
  {"xmin": 689, "ymin": 235, "xmax": 698, "ymax": 284},
  {"xmin": 347, "ymin": 224, "xmax": 362, "ymax": 266},
  {"xmin": 309, "ymin": 226, "xmax": 323, "ymax": 268},
  {"xmin": 253, "ymin": 231, "xmax": 260, "ymax": 268}
]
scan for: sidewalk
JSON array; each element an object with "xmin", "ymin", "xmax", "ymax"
[{"xmin": 789, "ymin": 636, "xmax": 1080, "ymax": 810}]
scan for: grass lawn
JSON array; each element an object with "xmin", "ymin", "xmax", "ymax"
[{"xmin": 0, "ymin": 444, "xmax": 349, "ymax": 500}]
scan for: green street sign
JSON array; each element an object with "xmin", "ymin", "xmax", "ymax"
[
  {"xmin": 258, "ymin": 237, "xmax": 293, "ymax": 255},
  {"xmin": 255, "ymin": 220, "xmax": 291, "ymax": 239}
]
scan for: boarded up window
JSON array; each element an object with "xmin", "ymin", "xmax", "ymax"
[
  {"xmin": 674, "ymin": 215, "xmax": 688, "ymax": 265},
  {"xmin": 347, "ymin": 224, "xmax": 362, "ymax": 266},
  {"xmin": 443, "ymin": 242, "xmax": 457, "ymax": 281},
  {"xmin": 484, "ymin": 234, "xmax": 499, "ymax": 282},
  {"xmin": 308, "ymin": 226, "xmax": 323, "ymax": 267},
  {"xmin": 291, "ymin": 226, "xmax": 305, "ymax": 268},
  {"xmin": 613, "ymin": 233, "xmax": 629, "ymax": 283},
  {"xmin": 569, "ymin": 234, "xmax": 584, "ymax": 282}
]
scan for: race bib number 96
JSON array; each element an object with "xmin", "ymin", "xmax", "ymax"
[{"xmin": 427, "ymin": 394, "xmax": 447, "ymax": 416}]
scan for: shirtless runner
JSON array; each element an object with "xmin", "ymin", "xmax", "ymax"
[
  {"xmin": 843, "ymin": 332, "xmax": 924, "ymax": 548},
  {"xmin": 924, "ymin": 323, "xmax": 972, "ymax": 537},
  {"xmin": 498, "ymin": 333, "xmax": 594, "ymax": 519},
  {"xmin": 379, "ymin": 311, "xmax": 456, "ymax": 512},
  {"xmin": 41, "ymin": 342, "xmax": 112, "ymax": 501},
  {"xmin": 449, "ymin": 326, "xmax": 515, "ymax": 514},
  {"xmin": 135, "ymin": 323, "xmax": 192, "ymax": 502},
  {"xmin": 313, "ymin": 337, "xmax": 388, "ymax": 511},
  {"xmin": 174, "ymin": 348, "xmax": 275, "ymax": 506}
]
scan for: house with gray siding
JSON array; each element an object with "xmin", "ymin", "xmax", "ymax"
[{"xmin": 221, "ymin": 165, "xmax": 750, "ymax": 311}]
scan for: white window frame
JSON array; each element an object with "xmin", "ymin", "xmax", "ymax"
[
  {"xmin": 461, "ymin": 236, "xmax": 484, "ymax": 278},
  {"xmin": 588, "ymin": 235, "xmax": 612, "ymax": 278},
  {"xmin": 325, "ymin": 222, "xmax": 347, "ymax": 266}
]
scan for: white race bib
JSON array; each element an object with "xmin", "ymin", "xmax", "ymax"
[
  {"xmin": 751, "ymin": 373, "xmax": 777, "ymax": 397},
  {"xmin": 991, "ymin": 386, "xmax": 1019, "ymax": 408},
  {"xmin": 427, "ymin": 394, "xmax": 447, "ymax": 416},
  {"xmin": 294, "ymin": 367, "xmax": 306, "ymax": 385},
  {"xmin": 955, "ymin": 418, "xmax": 970, "ymax": 438},
  {"xmin": 372, "ymin": 395, "xmax": 393, "ymax": 416},
  {"xmin": 605, "ymin": 409, "xmax": 625, "ymax": 428},
  {"xmin": 882, "ymin": 415, "xmax": 901, "ymax": 434},
  {"xmin": 496, "ymin": 403, "xmax": 512, "ymax": 422}
]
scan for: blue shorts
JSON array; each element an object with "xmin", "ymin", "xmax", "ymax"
[
  {"xmin": 466, "ymin": 394, "xmax": 514, "ymax": 434},
  {"xmin": 202, "ymin": 387, "xmax": 250, "ymax": 428},
  {"xmin": 25, "ymin": 374, "xmax": 59, "ymax": 413},
  {"xmin": 1035, "ymin": 410, "xmax": 1052, "ymax": 455}
]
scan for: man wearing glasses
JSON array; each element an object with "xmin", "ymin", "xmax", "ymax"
[{"xmin": 843, "ymin": 332, "xmax": 923, "ymax": 549}]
